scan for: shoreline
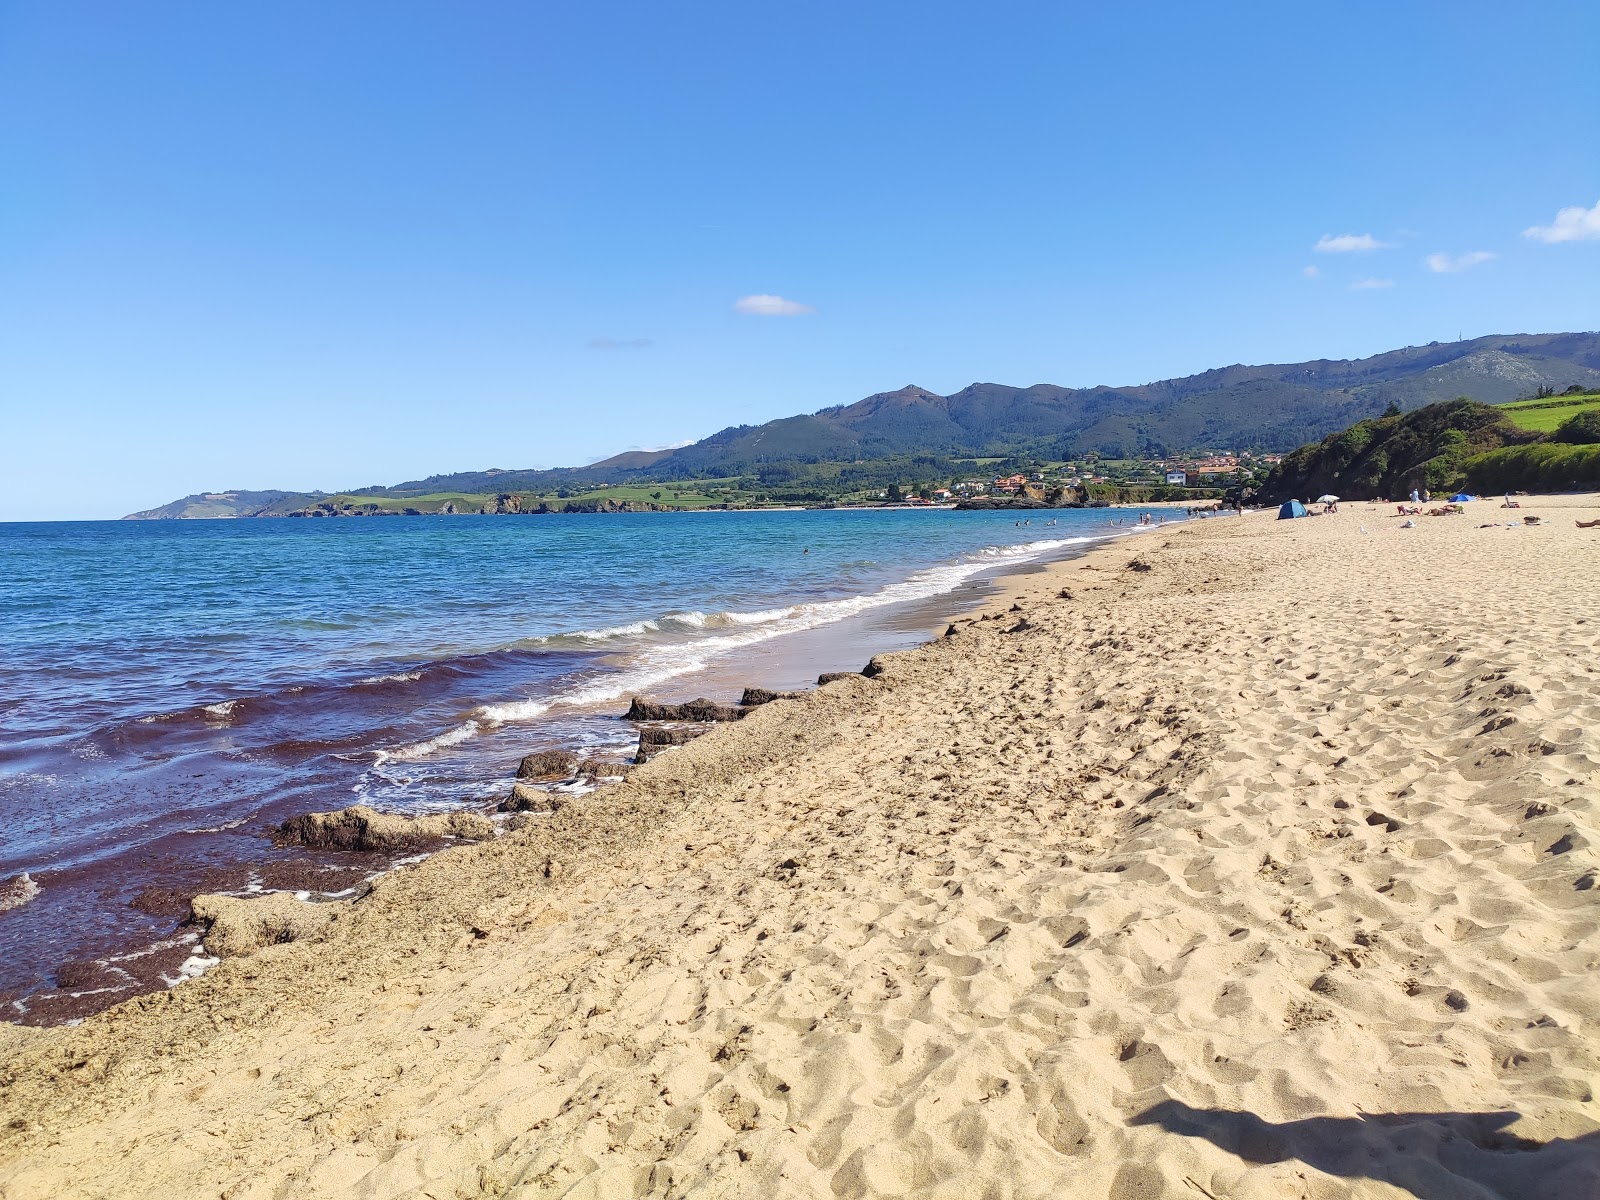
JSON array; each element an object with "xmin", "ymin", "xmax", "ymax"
[
  {"xmin": 1, "ymin": 520, "xmax": 1140, "ymax": 1027},
  {"xmin": 3, "ymin": 497, "xmax": 1596, "ymax": 1196}
]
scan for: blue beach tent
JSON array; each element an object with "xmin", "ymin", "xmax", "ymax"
[
  {"xmin": 1278, "ymin": 500, "xmax": 1308, "ymax": 520},
  {"xmin": 1448, "ymin": 493, "xmax": 1474, "ymax": 503}
]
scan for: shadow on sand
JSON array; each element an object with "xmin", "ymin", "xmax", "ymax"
[{"xmin": 1130, "ymin": 1099, "xmax": 1600, "ymax": 1200}]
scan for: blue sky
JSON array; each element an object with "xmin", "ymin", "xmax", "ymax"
[{"xmin": 2, "ymin": 1, "xmax": 1597, "ymax": 520}]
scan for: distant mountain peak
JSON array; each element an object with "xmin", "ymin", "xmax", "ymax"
[{"xmin": 124, "ymin": 332, "xmax": 1600, "ymax": 517}]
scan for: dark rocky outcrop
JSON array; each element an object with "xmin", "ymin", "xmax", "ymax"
[
  {"xmin": 516, "ymin": 749, "xmax": 580, "ymax": 780},
  {"xmin": 738, "ymin": 687, "xmax": 803, "ymax": 707},
  {"xmin": 623, "ymin": 697, "xmax": 745, "ymax": 722},
  {"xmin": 289, "ymin": 501, "xmax": 402, "ymax": 518},
  {"xmin": 274, "ymin": 804, "xmax": 493, "ymax": 852},
  {"xmin": 638, "ymin": 725, "xmax": 708, "ymax": 748},
  {"xmin": 479, "ymin": 493, "xmax": 525, "ymax": 514},
  {"xmin": 576, "ymin": 758, "xmax": 633, "ymax": 778},
  {"xmin": 634, "ymin": 724, "xmax": 711, "ymax": 763},
  {"xmin": 558, "ymin": 498, "xmax": 672, "ymax": 514},
  {"xmin": 954, "ymin": 496, "xmax": 1048, "ymax": 511},
  {"xmin": 499, "ymin": 782, "xmax": 552, "ymax": 813}
]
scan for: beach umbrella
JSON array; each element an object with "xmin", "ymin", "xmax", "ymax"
[{"xmin": 1316, "ymin": 494, "xmax": 1339, "ymax": 503}]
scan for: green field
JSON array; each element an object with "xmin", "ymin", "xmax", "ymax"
[
  {"xmin": 544, "ymin": 483, "xmax": 732, "ymax": 509},
  {"xmin": 1498, "ymin": 393, "xmax": 1600, "ymax": 434}
]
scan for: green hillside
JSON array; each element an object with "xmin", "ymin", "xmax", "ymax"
[
  {"xmin": 1263, "ymin": 389, "xmax": 1600, "ymax": 502},
  {"xmin": 1261, "ymin": 399, "xmax": 1537, "ymax": 501},
  {"xmin": 126, "ymin": 331, "xmax": 1600, "ymax": 517}
]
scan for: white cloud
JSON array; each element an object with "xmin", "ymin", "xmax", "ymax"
[
  {"xmin": 1315, "ymin": 233, "xmax": 1390, "ymax": 254},
  {"xmin": 1424, "ymin": 250, "xmax": 1495, "ymax": 273},
  {"xmin": 1350, "ymin": 277, "xmax": 1395, "ymax": 290},
  {"xmin": 1302, "ymin": 264, "xmax": 1320, "ymax": 278},
  {"xmin": 1524, "ymin": 198, "xmax": 1600, "ymax": 243},
  {"xmin": 733, "ymin": 294, "xmax": 816, "ymax": 317}
]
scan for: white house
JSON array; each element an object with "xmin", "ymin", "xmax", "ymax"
[{"xmin": 1165, "ymin": 470, "xmax": 1187, "ymax": 486}]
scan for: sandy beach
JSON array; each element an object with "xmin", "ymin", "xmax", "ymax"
[{"xmin": 2, "ymin": 497, "xmax": 1597, "ymax": 1199}]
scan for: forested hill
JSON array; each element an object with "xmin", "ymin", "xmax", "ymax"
[{"xmin": 126, "ymin": 332, "xmax": 1600, "ymax": 516}]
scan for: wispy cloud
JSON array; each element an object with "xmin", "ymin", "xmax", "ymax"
[
  {"xmin": 1301, "ymin": 264, "xmax": 1321, "ymax": 279},
  {"xmin": 733, "ymin": 294, "xmax": 816, "ymax": 317},
  {"xmin": 1350, "ymin": 277, "xmax": 1395, "ymax": 290},
  {"xmin": 588, "ymin": 337, "xmax": 653, "ymax": 350},
  {"xmin": 1315, "ymin": 233, "xmax": 1391, "ymax": 254},
  {"xmin": 1424, "ymin": 250, "xmax": 1495, "ymax": 273},
  {"xmin": 1524, "ymin": 198, "xmax": 1600, "ymax": 243}
]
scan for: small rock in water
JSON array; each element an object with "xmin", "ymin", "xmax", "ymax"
[
  {"xmin": 275, "ymin": 804, "xmax": 492, "ymax": 852},
  {"xmin": 623, "ymin": 697, "xmax": 745, "ymax": 722},
  {"xmin": 516, "ymin": 749, "xmax": 580, "ymax": 781}
]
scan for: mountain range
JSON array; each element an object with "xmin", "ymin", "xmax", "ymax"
[{"xmin": 127, "ymin": 331, "xmax": 1600, "ymax": 517}]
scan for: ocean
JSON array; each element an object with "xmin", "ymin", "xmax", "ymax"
[{"xmin": 0, "ymin": 507, "xmax": 1151, "ymax": 1020}]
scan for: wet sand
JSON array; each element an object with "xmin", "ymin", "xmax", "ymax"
[{"xmin": 2, "ymin": 497, "xmax": 1597, "ymax": 1198}]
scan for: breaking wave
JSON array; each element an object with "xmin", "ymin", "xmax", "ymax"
[
  {"xmin": 373, "ymin": 719, "xmax": 482, "ymax": 765},
  {"xmin": 359, "ymin": 670, "xmax": 423, "ymax": 685},
  {"xmin": 466, "ymin": 534, "xmax": 1098, "ymax": 732},
  {"xmin": 0, "ymin": 872, "xmax": 42, "ymax": 915}
]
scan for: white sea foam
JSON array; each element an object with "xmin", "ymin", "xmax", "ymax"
[
  {"xmin": 575, "ymin": 619, "xmax": 657, "ymax": 640},
  {"xmin": 0, "ymin": 771, "xmax": 60, "ymax": 793},
  {"xmin": 722, "ymin": 607, "xmax": 793, "ymax": 626},
  {"xmin": 161, "ymin": 934, "xmax": 220, "ymax": 987},
  {"xmin": 0, "ymin": 872, "xmax": 42, "ymax": 914},
  {"xmin": 359, "ymin": 670, "xmax": 423, "ymax": 685},
  {"xmin": 203, "ymin": 700, "xmax": 238, "ymax": 718},
  {"xmin": 180, "ymin": 814, "xmax": 253, "ymax": 835},
  {"xmin": 372, "ymin": 531, "xmax": 1111, "ymax": 760},
  {"xmin": 166, "ymin": 953, "xmax": 222, "ymax": 987},
  {"xmin": 374, "ymin": 719, "xmax": 481, "ymax": 764},
  {"xmin": 475, "ymin": 533, "xmax": 1102, "ymax": 729}
]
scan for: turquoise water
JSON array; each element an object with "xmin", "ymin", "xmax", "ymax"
[{"xmin": 0, "ymin": 507, "xmax": 1146, "ymax": 1017}]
